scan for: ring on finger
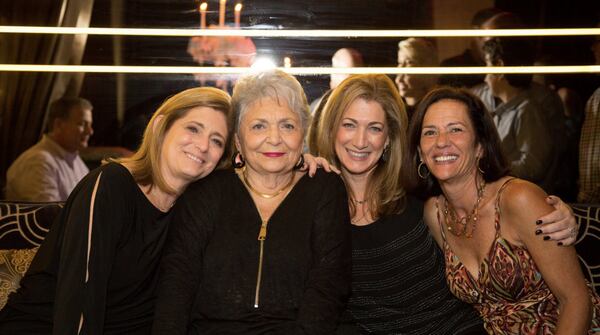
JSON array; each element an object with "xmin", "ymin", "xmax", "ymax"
[{"xmin": 570, "ymin": 226, "xmax": 578, "ymax": 237}]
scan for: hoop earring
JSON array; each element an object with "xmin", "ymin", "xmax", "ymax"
[
  {"xmin": 379, "ymin": 146, "xmax": 390, "ymax": 164},
  {"xmin": 418, "ymin": 160, "xmax": 430, "ymax": 179},
  {"xmin": 232, "ymin": 151, "xmax": 245, "ymax": 169},
  {"xmin": 477, "ymin": 156, "xmax": 484, "ymax": 174},
  {"xmin": 293, "ymin": 154, "xmax": 305, "ymax": 170}
]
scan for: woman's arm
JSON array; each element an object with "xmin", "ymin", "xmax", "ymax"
[
  {"xmin": 53, "ymin": 169, "xmax": 126, "ymax": 334},
  {"xmin": 152, "ymin": 183, "xmax": 212, "ymax": 335},
  {"xmin": 293, "ymin": 175, "xmax": 351, "ymax": 334},
  {"xmin": 502, "ymin": 180, "xmax": 592, "ymax": 335}
]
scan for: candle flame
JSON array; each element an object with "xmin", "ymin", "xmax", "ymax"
[
  {"xmin": 200, "ymin": 2, "xmax": 207, "ymax": 11},
  {"xmin": 235, "ymin": 3, "xmax": 242, "ymax": 12}
]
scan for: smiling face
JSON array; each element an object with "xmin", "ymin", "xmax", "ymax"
[
  {"xmin": 160, "ymin": 106, "xmax": 228, "ymax": 187},
  {"xmin": 53, "ymin": 107, "xmax": 94, "ymax": 152},
  {"xmin": 235, "ymin": 97, "xmax": 304, "ymax": 176},
  {"xmin": 395, "ymin": 50, "xmax": 437, "ymax": 106},
  {"xmin": 335, "ymin": 98, "xmax": 389, "ymax": 177},
  {"xmin": 418, "ymin": 99, "xmax": 482, "ymax": 184}
]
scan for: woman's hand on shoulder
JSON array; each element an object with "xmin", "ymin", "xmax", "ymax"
[
  {"xmin": 302, "ymin": 153, "xmax": 340, "ymax": 177},
  {"xmin": 535, "ymin": 195, "xmax": 578, "ymax": 246}
]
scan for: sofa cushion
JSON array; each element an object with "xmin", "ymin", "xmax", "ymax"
[
  {"xmin": 0, "ymin": 247, "xmax": 38, "ymax": 309},
  {"xmin": 0, "ymin": 202, "xmax": 63, "ymax": 249},
  {"xmin": 572, "ymin": 204, "xmax": 600, "ymax": 295}
]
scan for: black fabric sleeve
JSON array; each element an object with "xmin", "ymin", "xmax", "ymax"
[
  {"xmin": 290, "ymin": 174, "xmax": 352, "ymax": 334},
  {"xmin": 52, "ymin": 167, "xmax": 128, "ymax": 334},
  {"xmin": 152, "ymin": 181, "xmax": 214, "ymax": 335}
]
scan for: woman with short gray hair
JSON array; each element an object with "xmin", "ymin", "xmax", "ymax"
[{"xmin": 153, "ymin": 70, "xmax": 351, "ymax": 334}]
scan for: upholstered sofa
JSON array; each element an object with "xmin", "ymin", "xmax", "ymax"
[
  {"xmin": 0, "ymin": 201, "xmax": 598, "ymax": 310},
  {"xmin": 0, "ymin": 201, "xmax": 63, "ymax": 308}
]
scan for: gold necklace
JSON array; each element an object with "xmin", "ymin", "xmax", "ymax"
[
  {"xmin": 241, "ymin": 168, "xmax": 295, "ymax": 199},
  {"xmin": 443, "ymin": 181, "xmax": 486, "ymax": 238}
]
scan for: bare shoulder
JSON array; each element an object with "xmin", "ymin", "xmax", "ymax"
[
  {"xmin": 498, "ymin": 178, "xmax": 553, "ymax": 233},
  {"xmin": 500, "ymin": 178, "xmax": 550, "ymax": 213}
]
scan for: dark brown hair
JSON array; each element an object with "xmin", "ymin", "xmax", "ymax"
[{"xmin": 404, "ymin": 86, "xmax": 510, "ymax": 198}]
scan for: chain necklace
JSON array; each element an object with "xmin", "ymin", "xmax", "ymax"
[
  {"xmin": 241, "ymin": 168, "xmax": 295, "ymax": 199},
  {"xmin": 443, "ymin": 181, "xmax": 486, "ymax": 238},
  {"xmin": 350, "ymin": 197, "xmax": 367, "ymax": 205}
]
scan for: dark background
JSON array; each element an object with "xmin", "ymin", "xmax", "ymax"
[{"xmin": 78, "ymin": 0, "xmax": 599, "ymax": 150}]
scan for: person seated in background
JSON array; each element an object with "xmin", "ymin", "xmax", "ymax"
[
  {"xmin": 474, "ymin": 36, "xmax": 564, "ymax": 195},
  {"xmin": 152, "ymin": 70, "xmax": 351, "ymax": 334},
  {"xmin": 310, "ymin": 47, "xmax": 364, "ymax": 113},
  {"xmin": 395, "ymin": 37, "xmax": 439, "ymax": 119},
  {"xmin": 439, "ymin": 7, "xmax": 504, "ymax": 88},
  {"xmin": 579, "ymin": 86, "xmax": 600, "ymax": 203},
  {"xmin": 5, "ymin": 97, "xmax": 93, "ymax": 202},
  {"xmin": 406, "ymin": 87, "xmax": 600, "ymax": 334}
]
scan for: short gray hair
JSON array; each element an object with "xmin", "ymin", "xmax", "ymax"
[{"xmin": 232, "ymin": 69, "xmax": 310, "ymax": 135}]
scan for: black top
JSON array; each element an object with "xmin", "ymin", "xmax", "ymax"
[
  {"xmin": 0, "ymin": 163, "xmax": 171, "ymax": 334},
  {"xmin": 346, "ymin": 196, "xmax": 484, "ymax": 334},
  {"xmin": 152, "ymin": 169, "xmax": 352, "ymax": 335}
]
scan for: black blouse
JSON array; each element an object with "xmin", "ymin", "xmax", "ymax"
[
  {"xmin": 346, "ymin": 196, "xmax": 484, "ymax": 334},
  {"xmin": 152, "ymin": 169, "xmax": 352, "ymax": 335},
  {"xmin": 0, "ymin": 163, "xmax": 171, "ymax": 334}
]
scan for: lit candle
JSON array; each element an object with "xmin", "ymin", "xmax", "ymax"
[
  {"xmin": 219, "ymin": 0, "xmax": 227, "ymax": 27},
  {"xmin": 234, "ymin": 3, "xmax": 242, "ymax": 28},
  {"xmin": 284, "ymin": 57, "xmax": 291, "ymax": 68},
  {"xmin": 200, "ymin": 2, "xmax": 207, "ymax": 29}
]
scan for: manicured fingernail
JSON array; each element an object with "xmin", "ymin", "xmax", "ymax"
[
  {"xmin": 543, "ymin": 236, "xmax": 550, "ymax": 241},
  {"xmin": 535, "ymin": 220, "xmax": 542, "ymax": 225},
  {"xmin": 557, "ymin": 242, "xmax": 563, "ymax": 246},
  {"xmin": 535, "ymin": 229, "xmax": 542, "ymax": 235}
]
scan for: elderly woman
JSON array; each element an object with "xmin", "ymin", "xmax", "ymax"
[
  {"xmin": 309, "ymin": 75, "xmax": 581, "ymax": 334},
  {"xmin": 0, "ymin": 87, "xmax": 234, "ymax": 334},
  {"xmin": 406, "ymin": 87, "xmax": 600, "ymax": 334},
  {"xmin": 152, "ymin": 70, "xmax": 351, "ymax": 334}
]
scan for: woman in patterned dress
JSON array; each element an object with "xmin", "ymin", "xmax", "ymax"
[
  {"xmin": 310, "ymin": 75, "xmax": 581, "ymax": 334},
  {"xmin": 405, "ymin": 86, "xmax": 600, "ymax": 334}
]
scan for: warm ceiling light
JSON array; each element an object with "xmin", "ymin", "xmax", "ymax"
[
  {"xmin": 1, "ymin": 64, "xmax": 599, "ymax": 75},
  {"xmin": 0, "ymin": 26, "xmax": 599, "ymax": 37}
]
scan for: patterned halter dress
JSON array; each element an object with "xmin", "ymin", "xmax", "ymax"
[{"xmin": 437, "ymin": 178, "xmax": 600, "ymax": 334}]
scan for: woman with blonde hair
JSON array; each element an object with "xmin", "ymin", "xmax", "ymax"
[
  {"xmin": 0, "ymin": 87, "xmax": 234, "ymax": 334},
  {"xmin": 310, "ymin": 74, "xmax": 580, "ymax": 334},
  {"xmin": 395, "ymin": 37, "xmax": 440, "ymax": 117}
]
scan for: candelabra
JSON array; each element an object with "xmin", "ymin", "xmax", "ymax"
[{"xmin": 187, "ymin": 1, "xmax": 257, "ymax": 90}]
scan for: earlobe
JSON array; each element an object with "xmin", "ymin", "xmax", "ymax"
[{"xmin": 234, "ymin": 134, "xmax": 241, "ymax": 152}]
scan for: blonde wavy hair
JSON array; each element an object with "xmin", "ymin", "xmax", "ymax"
[
  {"xmin": 113, "ymin": 87, "xmax": 233, "ymax": 194},
  {"xmin": 309, "ymin": 74, "xmax": 408, "ymax": 218}
]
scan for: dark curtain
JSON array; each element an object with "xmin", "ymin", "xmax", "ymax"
[{"xmin": 0, "ymin": 0, "xmax": 93, "ymax": 194}]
